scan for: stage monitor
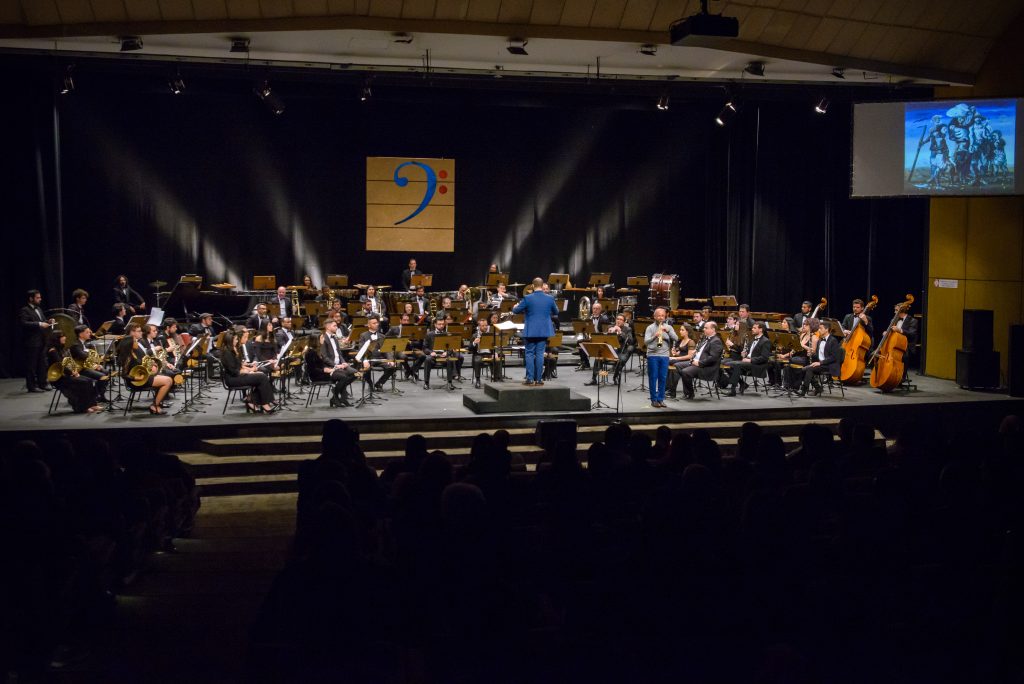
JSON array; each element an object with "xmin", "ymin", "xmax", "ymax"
[{"xmin": 852, "ymin": 98, "xmax": 1022, "ymax": 197}]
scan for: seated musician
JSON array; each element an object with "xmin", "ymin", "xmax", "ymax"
[
  {"xmin": 67, "ymin": 289, "xmax": 91, "ymax": 327},
  {"xmin": 798, "ymin": 319, "xmax": 841, "ymax": 396},
  {"xmin": 70, "ymin": 324, "xmax": 109, "ymax": 401},
  {"xmin": 47, "ymin": 330, "xmax": 101, "ymax": 414},
  {"xmin": 271, "ymin": 286, "xmax": 293, "ymax": 322},
  {"xmin": 686, "ymin": 310, "xmax": 705, "ymax": 340},
  {"xmin": 413, "ymin": 285, "xmax": 429, "ymax": 323},
  {"xmin": 275, "ymin": 316, "xmax": 296, "ymax": 350},
  {"xmin": 142, "ymin": 323, "xmax": 179, "ymax": 382},
  {"xmin": 678, "ymin": 321, "xmax": 724, "ymax": 400},
  {"xmin": 578, "ymin": 301, "xmax": 611, "ymax": 371},
  {"xmin": 113, "ymin": 275, "xmax": 146, "ymax": 314},
  {"xmin": 666, "ymin": 326, "xmax": 697, "ymax": 399},
  {"xmin": 247, "ymin": 303, "xmax": 272, "ymax": 331},
  {"xmin": 252, "ymin": 321, "xmax": 280, "ymax": 372},
  {"xmin": 584, "ymin": 313, "xmax": 630, "ymax": 386},
  {"xmin": 455, "ymin": 284, "xmax": 471, "ymax": 302},
  {"xmin": 158, "ymin": 318, "xmax": 185, "ymax": 364},
  {"xmin": 302, "ymin": 275, "xmax": 316, "ymax": 293},
  {"xmin": 189, "ymin": 313, "xmax": 215, "ymax": 338},
  {"xmin": 489, "ymin": 282, "xmax": 516, "ymax": 307},
  {"xmin": 325, "ymin": 310, "xmax": 350, "ymax": 343},
  {"xmin": 109, "ymin": 303, "xmax": 130, "ymax": 335},
  {"xmin": 354, "ymin": 314, "xmax": 397, "ymax": 392},
  {"xmin": 117, "ymin": 322, "xmax": 173, "ymax": 415},
  {"xmin": 220, "ymin": 329, "xmax": 276, "ymax": 413},
  {"xmin": 390, "ymin": 313, "xmax": 425, "ymax": 381},
  {"xmin": 722, "ymin": 314, "xmax": 743, "ymax": 361},
  {"xmin": 776, "ymin": 319, "xmax": 814, "ymax": 389},
  {"xmin": 311, "ymin": 320, "xmax": 356, "ymax": 407},
  {"xmin": 423, "ymin": 317, "xmax": 462, "ymax": 391},
  {"xmin": 793, "ymin": 301, "xmax": 813, "ymax": 330},
  {"xmin": 841, "ymin": 299, "xmax": 874, "ymax": 340},
  {"xmin": 359, "ymin": 285, "xmax": 384, "ymax": 317},
  {"xmin": 469, "ymin": 316, "xmax": 502, "ymax": 388},
  {"xmin": 722, "ymin": 322, "xmax": 771, "ymax": 396}
]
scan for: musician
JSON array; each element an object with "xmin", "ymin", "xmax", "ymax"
[
  {"xmin": 70, "ymin": 324, "xmax": 109, "ymax": 400},
  {"xmin": 67, "ymin": 289, "xmax": 91, "ymax": 328},
  {"xmin": 317, "ymin": 320, "xmax": 357, "ymax": 407},
  {"xmin": 360, "ymin": 285, "xmax": 384, "ymax": 317},
  {"xmin": 776, "ymin": 319, "xmax": 813, "ymax": 389},
  {"xmin": 589, "ymin": 302, "xmax": 611, "ymax": 334},
  {"xmin": 275, "ymin": 316, "xmax": 296, "ymax": 350},
  {"xmin": 141, "ymin": 323, "xmax": 179, "ymax": 383},
  {"xmin": 220, "ymin": 329, "xmax": 276, "ymax": 413},
  {"xmin": 47, "ymin": 331, "xmax": 101, "ymax": 413},
  {"xmin": 392, "ymin": 313, "xmax": 425, "ymax": 382},
  {"xmin": 722, "ymin": 322, "xmax": 771, "ymax": 396},
  {"xmin": 841, "ymin": 299, "xmax": 874, "ymax": 341},
  {"xmin": 159, "ymin": 318, "xmax": 185, "ymax": 363},
  {"xmin": 666, "ymin": 326, "xmax": 697, "ymax": 399},
  {"xmin": 247, "ymin": 303, "xmax": 272, "ymax": 331},
  {"xmin": 251, "ymin": 321, "xmax": 280, "ymax": 371},
  {"xmin": 489, "ymin": 282, "xmax": 515, "ymax": 308},
  {"xmin": 892, "ymin": 305, "xmax": 919, "ymax": 348},
  {"xmin": 325, "ymin": 310, "xmax": 350, "ymax": 343},
  {"xmin": 677, "ymin": 321, "xmax": 724, "ymax": 401},
  {"xmin": 273, "ymin": 286, "xmax": 294, "ymax": 320},
  {"xmin": 19, "ymin": 289, "xmax": 52, "ymax": 392},
  {"xmin": 793, "ymin": 301, "xmax": 813, "ymax": 330},
  {"xmin": 722, "ymin": 314, "xmax": 742, "ymax": 361},
  {"xmin": 189, "ymin": 313, "xmax": 214, "ymax": 338},
  {"xmin": 354, "ymin": 314, "xmax": 397, "ymax": 392},
  {"xmin": 328, "ymin": 299, "xmax": 350, "ymax": 326},
  {"xmin": 512, "ymin": 278, "xmax": 559, "ymax": 387},
  {"xmin": 302, "ymin": 275, "xmax": 317, "ymax": 293},
  {"xmin": 117, "ymin": 323, "xmax": 173, "ymax": 415},
  {"xmin": 109, "ymin": 303, "xmax": 130, "ymax": 335},
  {"xmin": 413, "ymin": 286, "xmax": 429, "ymax": 322},
  {"xmin": 113, "ymin": 275, "xmax": 146, "ymax": 314},
  {"xmin": 585, "ymin": 313, "xmax": 631, "ymax": 386},
  {"xmin": 469, "ymin": 317, "xmax": 500, "ymax": 389},
  {"xmin": 798, "ymin": 319, "xmax": 841, "ymax": 396},
  {"xmin": 643, "ymin": 307, "xmax": 679, "ymax": 408},
  {"xmin": 423, "ymin": 317, "xmax": 462, "ymax": 390},
  {"xmin": 401, "ymin": 258, "xmax": 422, "ymax": 292},
  {"xmin": 687, "ymin": 311, "xmax": 705, "ymax": 340},
  {"xmin": 456, "ymin": 284, "xmax": 471, "ymax": 302}
]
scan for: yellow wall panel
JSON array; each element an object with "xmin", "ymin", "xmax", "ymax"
[
  {"xmin": 367, "ymin": 204, "xmax": 454, "ymax": 230},
  {"xmin": 964, "ymin": 279, "xmax": 1023, "ymax": 379},
  {"xmin": 367, "ymin": 227, "xmax": 455, "ymax": 252},
  {"xmin": 928, "ymin": 197, "xmax": 967, "ymax": 278},
  {"xmin": 366, "ymin": 180, "xmax": 455, "ymax": 205},
  {"xmin": 366, "ymin": 157, "xmax": 455, "ymax": 181},
  {"xmin": 965, "ymin": 196, "xmax": 1024, "ymax": 281},
  {"xmin": 924, "ymin": 279, "xmax": 966, "ymax": 379}
]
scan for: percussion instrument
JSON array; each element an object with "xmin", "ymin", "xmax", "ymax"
[{"xmin": 649, "ymin": 273, "xmax": 680, "ymax": 311}]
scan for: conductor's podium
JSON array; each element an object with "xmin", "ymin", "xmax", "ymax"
[{"xmin": 463, "ymin": 382, "xmax": 591, "ymax": 414}]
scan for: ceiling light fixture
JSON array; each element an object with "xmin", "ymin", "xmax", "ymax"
[
  {"xmin": 506, "ymin": 38, "xmax": 529, "ymax": 56},
  {"xmin": 60, "ymin": 65, "xmax": 74, "ymax": 95},
  {"xmin": 639, "ymin": 44, "xmax": 658, "ymax": 57},
  {"xmin": 119, "ymin": 36, "xmax": 143, "ymax": 52},
  {"xmin": 360, "ymin": 83, "xmax": 372, "ymax": 102},
  {"xmin": 656, "ymin": 94, "xmax": 670, "ymax": 111},
  {"xmin": 814, "ymin": 96, "xmax": 830, "ymax": 114},
  {"xmin": 392, "ymin": 33, "xmax": 414, "ymax": 44},
  {"xmin": 230, "ymin": 37, "xmax": 250, "ymax": 53},
  {"xmin": 743, "ymin": 61, "xmax": 765, "ymax": 77},
  {"xmin": 169, "ymin": 75, "xmax": 185, "ymax": 95},
  {"xmin": 254, "ymin": 80, "xmax": 285, "ymax": 116},
  {"xmin": 831, "ymin": 67, "xmax": 846, "ymax": 79}
]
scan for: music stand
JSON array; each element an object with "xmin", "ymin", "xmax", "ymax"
[
  {"xmin": 411, "ymin": 274, "xmax": 433, "ymax": 288},
  {"xmin": 628, "ymin": 319, "xmax": 652, "ymax": 392},
  {"xmin": 430, "ymin": 334, "xmax": 462, "ymax": 391},
  {"xmin": 253, "ymin": 275, "xmax": 276, "ymax": 291},
  {"xmin": 712, "ymin": 295, "xmax": 738, "ymax": 308},
  {"xmin": 376, "ymin": 338, "xmax": 409, "ymax": 395},
  {"xmin": 548, "ymin": 274, "xmax": 569, "ymax": 291},
  {"xmin": 95, "ymin": 320, "xmax": 113, "ymax": 336},
  {"xmin": 823, "ymin": 318, "xmax": 844, "ymax": 338},
  {"xmin": 486, "ymin": 272, "xmax": 509, "ymax": 287},
  {"xmin": 581, "ymin": 342, "xmax": 619, "ymax": 411},
  {"xmin": 499, "ymin": 299, "xmax": 516, "ymax": 315},
  {"xmin": 626, "ymin": 276, "xmax": 649, "ymax": 287},
  {"xmin": 326, "ymin": 274, "xmax": 348, "ymax": 288}
]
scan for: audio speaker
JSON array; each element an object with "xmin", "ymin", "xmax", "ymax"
[
  {"xmin": 962, "ymin": 309, "xmax": 994, "ymax": 352},
  {"xmin": 536, "ymin": 419, "xmax": 577, "ymax": 451},
  {"xmin": 956, "ymin": 349, "xmax": 1000, "ymax": 389},
  {"xmin": 1009, "ymin": 325, "xmax": 1024, "ymax": 397}
]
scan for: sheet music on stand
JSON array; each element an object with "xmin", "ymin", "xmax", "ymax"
[
  {"xmin": 355, "ymin": 338, "xmax": 372, "ymax": 363},
  {"xmin": 146, "ymin": 308, "xmax": 164, "ymax": 327}
]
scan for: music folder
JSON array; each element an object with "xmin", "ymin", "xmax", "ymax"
[{"xmin": 410, "ymin": 274, "xmax": 433, "ymax": 287}]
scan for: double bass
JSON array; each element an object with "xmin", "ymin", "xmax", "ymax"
[
  {"xmin": 839, "ymin": 295, "xmax": 878, "ymax": 384},
  {"xmin": 869, "ymin": 294, "xmax": 914, "ymax": 392}
]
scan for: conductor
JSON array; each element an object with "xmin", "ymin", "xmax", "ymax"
[{"xmin": 513, "ymin": 277, "xmax": 559, "ymax": 386}]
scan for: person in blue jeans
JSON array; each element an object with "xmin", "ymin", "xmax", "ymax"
[
  {"xmin": 513, "ymin": 278, "xmax": 559, "ymax": 386},
  {"xmin": 643, "ymin": 306, "xmax": 678, "ymax": 408}
]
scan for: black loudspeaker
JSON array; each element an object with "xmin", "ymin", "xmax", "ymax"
[
  {"xmin": 1009, "ymin": 325, "xmax": 1024, "ymax": 397},
  {"xmin": 956, "ymin": 349, "xmax": 1000, "ymax": 389},
  {"xmin": 962, "ymin": 309, "xmax": 994, "ymax": 352},
  {"xmin": 536, "ymin": 419, "xmax": 577, "ymax": 452}
]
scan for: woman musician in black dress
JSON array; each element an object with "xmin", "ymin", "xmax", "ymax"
[
  {"xmin": 220, "ymin": 328, "xmax": 277, "ymax": 413},
  {"xmin": 117, "ymin": 322, "xmax": 174, "ymax": 415}
]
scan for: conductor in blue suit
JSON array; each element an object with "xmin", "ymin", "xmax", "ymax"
[{"xmin": 513, "ymin": 277, "xmax": 559, "ymax": 386}]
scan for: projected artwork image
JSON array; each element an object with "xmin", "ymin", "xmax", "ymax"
[{"xmin": 904, "ymin": 99, "xmax": 1015, "ymax": 194}]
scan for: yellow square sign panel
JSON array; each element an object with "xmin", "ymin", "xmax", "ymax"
[{"xmin": 366, "ymin": 157, "xmax": 455, "ymax": 252}]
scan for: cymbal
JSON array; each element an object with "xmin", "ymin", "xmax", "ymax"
[
  {"xmin": 211, "ymin": 283, "xmax": 236, "ymax": 289},
  {"xmin": 148, "ymin": 280, "xmax": 168, "ymax": 288},
  {"xmin": 376, "ymin": 284, "xmax": 392, "ymax": 289},
  {"xmin": 507, "ymin": 282, "xmax": 526, "ymax": 287}
]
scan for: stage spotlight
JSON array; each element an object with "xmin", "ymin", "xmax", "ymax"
[
  {"xmin": 656, "ymin": 94, "xmax": 669, "ymax": 111},
  {"xmin": 639, "ymin": 44, "xmax": 658, "ymax": 56},
  {"xmin": 230, "ymin": 37, "xmax": 250, "ymax": 53},
  {"xmin": 119, "ymin": 36, "xmax": 143, "ymax": 52},
  {"xmin": 255, "ymin": 81, "xmax": 285, "ymax": 116},
  {"xmin": 743, "ymin": 61, "xmax": 765, "ymax": 77},
  {"xmin": 715, "ymin": 101, "xmax": 737, "ymax": 127},
  {"xmin": 814, "ymin": 96, "xmax": 830, "ymax": 114},
  {"xmin": 60, "ymin": 65, "xmax": 74, "ymax": 95},
  {"xmin": 360, "ymin": 84, "xmax": 372, "ymax": 102},
  {"xmin": 506, "ymin": 38, "xmax": 529, "ymax": 56},
  {"xmin": 832, "ymin": 67, "xmax": 846, "ymax": 79},
  {"xmin": 169, "ymin": 74, "xmax": 185, "ymax": 95}
]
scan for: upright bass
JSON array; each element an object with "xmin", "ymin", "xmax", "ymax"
[
  {"xmin": 839, "ymin": 295, "xmax": 878, "ymax": 384},
  {"xmin": 869, "ymin": 294, "xmax": 914, "ymax": 392}
]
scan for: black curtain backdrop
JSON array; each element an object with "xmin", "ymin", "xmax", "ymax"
[{"xmin": 0, "ymin": 58, "xmax": 928, "ymax": 377}]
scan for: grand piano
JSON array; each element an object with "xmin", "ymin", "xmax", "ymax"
[{"xmin": 160, "ymin": 276, "xmax": 265, "ymax": 321}]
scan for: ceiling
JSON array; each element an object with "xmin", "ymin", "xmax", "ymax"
[{"xmin": 1, "ymin": 0, "xmax": 1021, "ymax": 86}]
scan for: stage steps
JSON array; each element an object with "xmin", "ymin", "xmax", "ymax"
[{"xmin": 179, "ymin": 417, "xmax": 883, "ymax": 497}]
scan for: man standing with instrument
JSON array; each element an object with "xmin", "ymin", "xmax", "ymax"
[
  {"xmin": 643, "ymin": 307, "xmax": 679, "ymax": 407},
  {"xmin": 19, "ymin": 289, "xmax": 52, "ymax": 392},
  {"xmin": 514, "ymin": 277, "xmax": 559, "ymax": 387},
  {"xmin": 842, "ymin": 299, "xmax": 874, "ymax": 341},
  {"xmin": 793, "ymin": 301, "xmax": 813, "ymax": 330}
]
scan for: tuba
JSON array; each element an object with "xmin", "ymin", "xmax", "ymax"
[{"xmin": 578, "ymin": 296, "xmax": 591, "ymax": 320}]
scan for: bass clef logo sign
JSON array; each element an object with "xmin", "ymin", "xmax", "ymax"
[{"xmin": 366, "ymin": 157, "xmax": 454, "ymax": 252}]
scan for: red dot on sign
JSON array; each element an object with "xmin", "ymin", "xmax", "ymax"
[
  {"xmin": 438, "ymin": 185, "xmax": 448, "ymax": 194},
  {"xmin": 439, "ymin": 170, "xmax": 448, "ymax": 179}
]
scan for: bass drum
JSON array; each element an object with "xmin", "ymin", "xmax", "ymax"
[{"xmin": 649, "ymin": 273, "xmax": 680, "ymax": 312}]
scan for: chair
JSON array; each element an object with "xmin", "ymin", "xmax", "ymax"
[
  {"xmin": 302, "ymin": 354, "xmax": 337, "ymax": 408},
  {"xmin": 220, "ymin": 371, "xmax": 250, "ymax": 414},
  {"xmin": 693, "ymin": 359, "xmax": 722, "ymax": 399},
  {"xmin": 48, "ymin": 387, "xmax": 63, "ymax": 415},
  {"xmin": 122, "ymin": 383, "xmax": 157, "ymax": 416},
  {"xmin": 740, "ymin": 363, "xmax": 771, "ymax": 395},
  {"xmin": 822, "ymin": 346, "xmax": 846, "ymax": 398}
]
